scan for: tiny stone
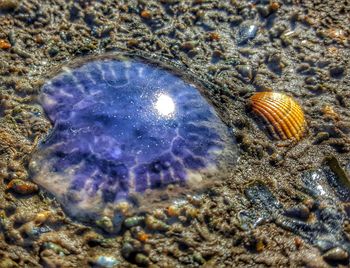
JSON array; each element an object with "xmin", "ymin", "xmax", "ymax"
[
  {"xmin": 135, "ymin": 253, "xmax": 149, "ymax": 266},
  {"xmin": 0, "ymin": 0, "xmax": 18, "ymax": 11},
  {"xmin": 305, "ymin": 76, "xmax": 317, "ymax": 85},
  {"xmin": 269, "ymin": 152, "xmax": 283, "ymax": 165},
  {"xmin": 329, "ymin": 65, "xmax": 345, "ymax": 78},
  {"xmin": 270, "ymin": 2, "xmax": 280, "ymax": 11},
  {"xmin": 257, "ymin": 5, "xmax": 271, "ymax": 17},
  {"xmin": 96, "ymin": 216, "xmax": 114, "ymax": 233},
  {"xmin": 181, "ymin": 41, "xmax": 196, "ymax": 51},
  {"xmin": 323, "ymin": 247, "xmax": 349, "ymax": 262},
  {"xmin": 12, "ymin": 47, "xmax": 31, "ymax": 58},
  {"xmin": 127, "ymin": 39, "xmax": 139, "ymax": 47},
  {"xmin": 140, "ymin": 10, "xmax": 152, "ymax": 20},
  {"xmin": 0, "ymin": 39, "xmax": 11, "ymax": 49},
  {"xmin": 193, "ymin": 252, "xmax": 205, "ymax": 264},
  {"xmin": 237, "ymin": 23, "xmax": 258, "ymax": 45},
  {"xmin": 208, "ymin": 32, "xmax": 220, "ymax": 41},
  {"xmin": 124, "ymin": 216, "xmax": 145, "ymax": 228},
  {"xmin": 313, "ymin": 132, "xmax": 330, "ymax": 144},
  {"xmin": 121, "ymin": 242, "xmax": 134, "ymax": 259},
  {"xmin": 236, "ymin": 65, "xmax": 253, "ymax": 80},
  {"xmin": 47, "ymin": 46, "xmax": 60, "ymax": 57}
]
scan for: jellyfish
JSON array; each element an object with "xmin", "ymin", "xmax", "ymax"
[{"xmin": 30, "ymin": 55, "xmax": 237, "ymax": 229}]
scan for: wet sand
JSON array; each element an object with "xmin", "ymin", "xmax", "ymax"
[{"xmin": 0, "ymin": 0, "xmax": 349, "ymax": 267}]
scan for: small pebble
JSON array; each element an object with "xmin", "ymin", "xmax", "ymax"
[
  {"xmin": 323, "ymin": 247, "xmax": 349, "ymax": 262},
  {"xmin": 267, "ymin": 53, "xmax": 285, "ymax": 73},
  {"xmin": 91, "ymin": 256, "xmax": 119, "ymax": 268},
  {"xmin": 136, "ymin": 230, "xmax": 149, "ymax": 242},
  {"xmin": 236, "ymin": 65, "xmax": 253, "ymax": 80},
  {"xmin": 329, "ymin": 65, "xmax": 345, "ymax": 78},
  {"xmin": 47, "ymin": 46, "xmax": 60, "ymax": 57},
  {"xmin": 6, "ymin": 179, "xmax": 38, "ymax": 195},
  {"xmin": 121, "ymin": 242, "xmax": 134, "ymax": 259},
  {"xmin": 34, "ymin": 211, "xmax": 53, "ymax": 225},
  {"xmin": 305, "ymin": 76, "xmax": 317, "ymax": 85},
  {"xmin": 208, "ymin": 32, "xmax": 220, "ymax": 41},
  {"xmin": 257, "ymin": 5, "xmax": 271, "ymax": 18},
  {"xmin": 269, "ymin": 152, "xmax": 284, "ymax": 165},
  {"xmin": 0, "ymin": 0, "xmax": 18, "ymax": 11},
  {"xmin": 42, "ymin": 242, "xmax": 69, "ymax": 256},
  {"xmin": 12, "ymin": 47, "xmax": 31, "ymax": 58},
  {"xmin": 127, "ymin": 39, "xmax": 140, "ymax": 47},
  {"xmin": 34, "ymin": 34, "xmax": 45, "ymax": 45},
  {"xmin": 96, "ymin": 216, "xmax": 114, "ymax": 233},
  {"xmin": 140, "ymin": 10, "xmax": 152, "ymax": 20},
  {"xmin": 313, "ymin": 132, "xmax": 330, "ymax": 144},
  {"xmin": 255, "ymin": 238, "xmax": 265, "ymax": 253},
  {"xmin": 124, "ymin": 216, "xmax": 145, "ymax": 229},
  {"xmin": 237, "ymin": 23, "xmax": 258, "ymax": 45},
  {"xmin": 284, "ymin": 204, "xmax": 310, "ymax": 220},
  {"xmin": 0, "ymin": 39, "xmax": 11, "ymax": 49},
  {"xmin": 270, "ymin": 2, "xmax": 280, "ymax": 11},
  {"xmin": 135, "ymin": 253, "xmax": 149, "ymax": 266},
  {"xmin": 181, "ymin": 41, "xmax": 196, "ymax": 51},
  {"xmin": 294, "ymin": 237, "xmax": 303, "ymax": 249},
  {"xmin": 145, "ymin": 215, "xmax": 169, "ymax": 231},
  {"xmin": 193, "ymin": 252, "xmax": 205, "ymax": 264}
]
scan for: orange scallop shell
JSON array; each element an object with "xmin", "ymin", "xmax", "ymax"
[{"xmin": 250, "ymin": 92, "xmax": 307, "ymax": 140}]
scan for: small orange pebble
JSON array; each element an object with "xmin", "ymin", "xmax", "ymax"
[
  {"xmin": 166, "ymin": 205, "xmax": 181, "ymax": 217},
  {"xmin": 34, "ymin": 35, "xmax": 44, "ymax": 45},
  {"xmin": 270, "ymin": 2, "xmax": 280, "ymax": 12},
  {"xmin": 137, "ymin": 231, "xmax": 150, "ymax": 242},
  {"xmin": 250, "ymin": 92, "xmax": 307, "ymax": 141},
  {"xmin": 322, "ymin": 105, "xmax": 340, "ymax": 121},
  {"xmin": 208, "ymin": 32, "xmax": 220, "ymax": 41},
  {"xmin": 34, "ymin": 211, "xmax": 52, "ymax": 225},
  {"xmin": 0, "ymin": 39, "xmax": 11, "ymax": 49},
  {"xmin": 140, "ymin": 10, "xmax": 152, "ymax": 20},
  {"xmin": 185, "ymin": 206, "xmax": 199, "ymax": 218},
  {"xmin": 6, "ymin": 179, "xmax": 38, "ymax": 195},
  {"xmin": 294, "ymin": 237, "xmax": 303, "ymax": 249}
]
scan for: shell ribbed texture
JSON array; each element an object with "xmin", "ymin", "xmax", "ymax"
[{"xmin": 250, "ymin": 92, "xmax": 306, "ymax": 140}]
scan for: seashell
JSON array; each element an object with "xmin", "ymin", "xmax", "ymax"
[{"xmin": 249, "ymin": 92, "xmax": 307, "ymax": 140}]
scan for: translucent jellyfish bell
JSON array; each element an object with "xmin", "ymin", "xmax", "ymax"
[{"xmin": 30, "ymin": 55, "xmax": 238, "ymax": 229}]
